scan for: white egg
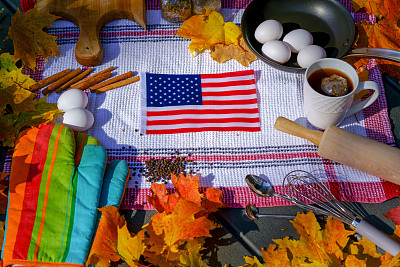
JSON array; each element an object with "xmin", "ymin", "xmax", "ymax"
[
  {"xmin": 57, "ymin": 89, "xmax": 88, "ymax": 112},
  {"xmin": 283, "ymin": 29, "xmax": 313, "ymax": 53},
  {"xmin": 297, "ymin": 45, "xmax": 327, "ymax": 68},
  {"xmin": 254, "ymin": 19, "xmax": 283, "ymax": 44},
  {"xmin": 262, "ymin": 40, "xmax": 291, "ymax": 64},
  {"xmin": 63, "ymin": 108, "xmax": 94, "ymax": 132}
]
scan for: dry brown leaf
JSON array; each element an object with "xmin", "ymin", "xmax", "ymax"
[{"xmin": 210, "ymin": 36, "xmax": 257, "ymax": 66}]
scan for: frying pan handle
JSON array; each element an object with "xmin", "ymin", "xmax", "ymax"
[
  {"xmin": 355, "ymin": 219, "xmax": 400, "ymax": 257},
  {"xmin": 345, "ymin": 48, "xmax": 400, "ymax": 63}
]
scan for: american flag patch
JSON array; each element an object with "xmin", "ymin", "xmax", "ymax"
[{"xmin": 140, "ymin": 70, "xmax": 261, "ymax": 134}]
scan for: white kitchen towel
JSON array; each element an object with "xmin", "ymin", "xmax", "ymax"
[{"xmin": 5, "ymin": 0, "xmax": 398, "ymax": 209}]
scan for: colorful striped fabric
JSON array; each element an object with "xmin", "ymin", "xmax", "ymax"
[{"xmin": 2, "ymin": 124, "xmax": 129, "ymax": 267}]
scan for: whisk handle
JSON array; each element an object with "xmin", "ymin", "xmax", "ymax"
[{"xmin": 355, "ymin": 219, "xmax": 400, "ymax": 257}]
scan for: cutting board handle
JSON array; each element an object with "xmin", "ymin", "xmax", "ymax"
[
  {"xmin": 274, "ymin": 117, "xmax": 323, "ymax": 146},
  {"xmin": 75, "ymin": 23, "xmax": 103, "ymax": 66}
]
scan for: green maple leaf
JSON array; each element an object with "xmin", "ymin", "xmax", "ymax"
[
  {"xmin": 0, "ymin": 114, "xmax": 20, "ymax": 146},
  {"xmin": 0, "ymin": 53, "xmax": 18, "ymax": 72},
  {"xmin": 8, "ymin": 6, "xmax": 60, "ymax": 70},
  {"xmin": 0, "ymin": 84, "xmax": 36, "ymax": 115},
  {"xmin": 0, "ymin": 57, "xmax": 61, "ymax": 147}
]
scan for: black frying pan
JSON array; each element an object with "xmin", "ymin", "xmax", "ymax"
[{"xmin": 241, "ymin": 0, "xmax": 400, "ymax": 71}]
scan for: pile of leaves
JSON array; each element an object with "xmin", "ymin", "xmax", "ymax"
[
  {"xmin": 244, "ymin": 208, "xmax": 400, "ymax": 266},
  {"xmin": 175, "ymin": 9, "xmax": 257, "ymax": 66},
  {"xmin": 345, "ymin": 0, "xmax": 400, "ymax": 80},
  {"xmin": 0, "ymin": 6, "xmax": 61, "ymax": 147},
  {"xmin": 86, "ymin": 173, "xmax": 224, "ymax": 267}
]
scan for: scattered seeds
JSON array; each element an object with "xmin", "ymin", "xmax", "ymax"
[{"xmin": 143, "ymin": 155, "xmax": 196, "ymax": 183}]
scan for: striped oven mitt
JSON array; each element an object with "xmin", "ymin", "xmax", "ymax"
[{"xmin": 1, "ymin": 123, "xmax": 129, "ymax": 267}]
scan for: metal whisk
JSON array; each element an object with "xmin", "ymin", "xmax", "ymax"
[
  {"xmin": 282, "ymin": 170, "xmax": 400, "ymax": 256},
  {"xmin": 245, "ymin": 170, "xmax": 400, "ymax": 256}
]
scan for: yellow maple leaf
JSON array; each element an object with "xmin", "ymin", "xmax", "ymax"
[
  {"xmin": 179, "ymin": 238, "xmax": 209, "ymax": 267},
  {"xmin": 176, "ymin": 9, "xmax": 242, "ymax": 56},
  {"xmin": 273, "ymin": 212, "xmax": 354, "ymax": 265},
  {"xmin": 261, "ymin": 245, "xmax": 290, "ymax": 266},
  {"xmin": 8, "ymin": 6, "xmax": 60, "ymax": 70},
  {"xmin": 117, "ymin": 227, "xmax": 146, "ymax": 266},
  {"xmin": 243, "ymin": 255, "xmax": 265, "ymax": 267}
]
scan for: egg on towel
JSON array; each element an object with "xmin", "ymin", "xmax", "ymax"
[
  {"xmin": 283, "ymin": 29, "xmax": 313, "ymax": 53},
  {"xmin": 57, "ymin": 89, "xmax": 88, "ymax": 112},
  {"xmin": 261, "ymin": 40, "xmax": 291, "ymax": 64},
  {"xmin": 254, "ymin": 19, "xmax": 283, "ymax": 44},
  {"xmin": 63, "ymin": 107, "xmax": 94, "ymax": 132},
  {"xmin": 297, "ymin": 45, "xmax": 327, "ymax": 68}
]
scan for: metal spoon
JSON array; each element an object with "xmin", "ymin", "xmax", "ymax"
[
  {"xmin": 245, "ymin": 174, "xmax": 312, "ymax": 210},
  {"xmin": 245, "ymin": 204, "xmax": 297, "ymax": 221},
  {"xmin": 245, "ymin": 204, "xmax": 327, "ymax": 221},
  {"xmin": 245, "ymin": 174, "xmax": 292, "ymax": 201}
]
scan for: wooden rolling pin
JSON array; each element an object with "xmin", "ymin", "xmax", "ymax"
[{"xmin": 274, "ymin": 117, "xmax": 400, "ymax": 185}]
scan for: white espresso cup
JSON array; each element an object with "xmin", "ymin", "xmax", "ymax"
[{"xmin": 304, "ymin": 58, "xmax": 380, "ymax": 130}]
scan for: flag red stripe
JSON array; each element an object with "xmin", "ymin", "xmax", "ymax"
[
  {"xmin": 147, "ymin": 108, "xmax": 259, "ymax": 116},
  {"xmin": 200, "ymin": 70, "xmax": 254, "ymax": 79},
  {"xmin": 202, "ymin": 89, "xmax": 256, "ymax": 97},
  {"xmin": 202, "ymin": 98, "xmax": 258, "ymax": 105},
  {"xmin": 201, "ymin": 79, "xmax": 255, "ymax": 88},
  {"xmin": 147, "ymin": 117, "xmax": 260, "ymax": 126},
  {"xmin": 146, "ymin": 126, "xmax": 261, "ymax": 134}
]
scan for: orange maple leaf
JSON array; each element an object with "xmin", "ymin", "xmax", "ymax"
[
  {"xmin": 351, "ymin": 0, "xmax": 400, "ymax": 20},
  {"xmin": 351, "ymin": 11, "xmax": 400, "ymax": 79},
  {"xmin": 147, "ymin": 182, "xmax": 179, "ymax": 213},
  {"xmin": 150, "ymin": 199, "xmax": 218, "ymax": 247},
  {"xmin": 344, "ymin": 254, "xmax": 368, "ymax": 266},
  {"xmin": 356, "ymin": 20, "xmax": 400, "ymax": 52},
  {"xmin": 171, "ymin": 173, "xmax": 202, "ymax": 204},
  {"xmin": 384, "ymin": 201, "xmax": 400, "ymax": 225}
]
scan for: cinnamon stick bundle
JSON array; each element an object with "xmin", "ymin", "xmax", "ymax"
[
  {"xmin": 42, "ymin": 68, "xmax": 83, "ymax": 95},
  {"xmin": 56, "ymin": 67, "xmax": 93, "ymax": 94},
  {"xmin": 74, "ymin": 71, "xmax": 112, "ymax": 90},
  {"xmin": 70, "ymin": 66, "xmax": 115, "ymax": 89},
  {"xmin": 95, "ymin": 76, "xmax": 140, "ymax": 93},
  {"xmin": 29, "ymin": 69, "xmax": 71, "ymax": 91},
  {"xmin": 89, "ymin": 71, "xmax": 134, "ymax": 92}
]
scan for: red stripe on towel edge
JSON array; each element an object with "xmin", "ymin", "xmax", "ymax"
[{"xmin": 120, "ymin": 181, "xmax": 400, "ymax": 210}]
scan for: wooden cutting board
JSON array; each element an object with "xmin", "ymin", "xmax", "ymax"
[{"xmin": 36, "ymin": 0, "xmax": 146, "ymax": 66}]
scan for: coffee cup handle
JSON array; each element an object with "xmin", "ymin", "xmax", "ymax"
[{"xmin": 346, "ymin": 81, "xmax": 380, "ymax": 117}]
